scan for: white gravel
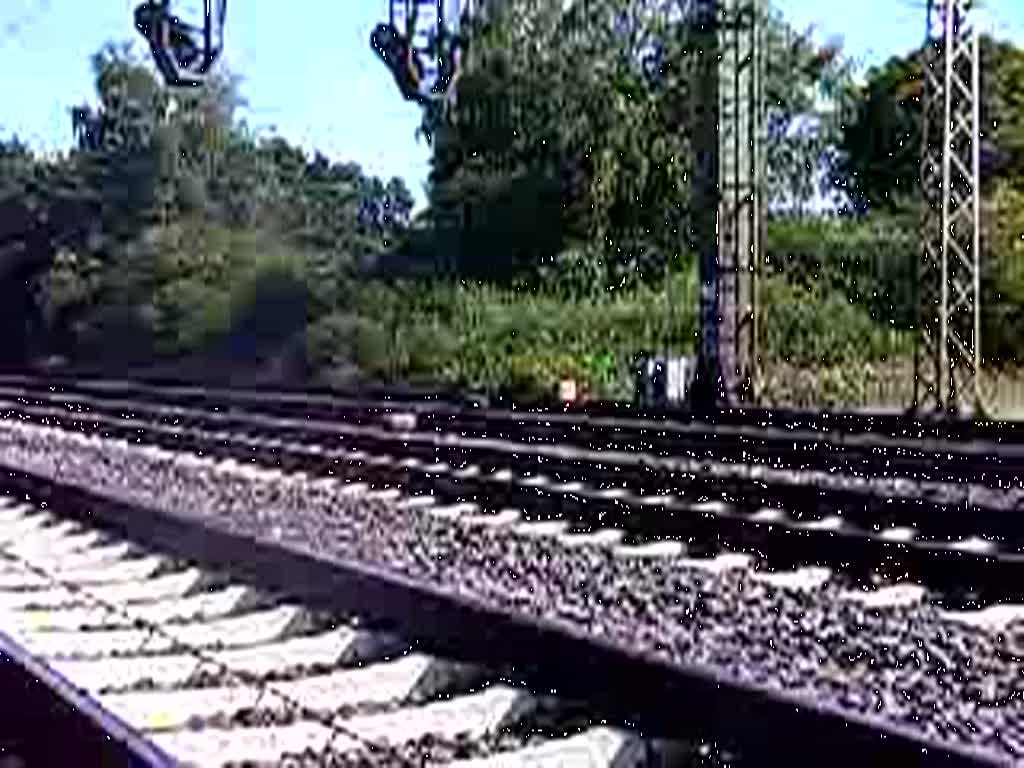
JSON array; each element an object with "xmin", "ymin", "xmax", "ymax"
[
  {"xmin": 14, "ymin": 605, "xmax": 303, "ymax": 659},
  {"xmin": 148, "ymin": 684, "xmax": 530, "ymax": 766},
  {"xmin": 448, "ymin": 727, "xmax": 643, "ymax": 768},
  {"xmin": 96, "ymin": 653, "xmax": 453, "ymax": 731}
]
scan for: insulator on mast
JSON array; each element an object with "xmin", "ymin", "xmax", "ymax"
[
  {"xmin": 134, "ymin": 0, "xmax": 227, "ymax": 87},
  {"xmin": 371, "ymin": 0, "xmax": 467, "ymax": 105}
]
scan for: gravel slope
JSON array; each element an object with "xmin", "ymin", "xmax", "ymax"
[{"xmin": 0, "ymin": 419, "xmax": 1021, "ymax": 765}]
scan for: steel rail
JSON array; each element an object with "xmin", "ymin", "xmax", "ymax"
[
  {"xmin": 5, "ymin": 370, "xmax": 1024, "ymax": 439},
  {"xmin": 2, "ymin": 376, "xmax": 1023, "ymax": 489},
  {"xmin": 0, "ymin": 626, "xmax": 178, "ymax": 766},
  {"xmin": 3, "ymin": 386, "xmax": 1022, "ymax": 521},
  {"xmin": 5, "ymin": 394, "xmax": 1024, "ymax": 604}
]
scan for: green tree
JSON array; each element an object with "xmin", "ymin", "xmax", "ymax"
[
  {"xmin": 982, "ymin": 180, "xmax": 1024, "ymax": 363},
  {"xmin": 419, "ymin": 1, "xmax": 857, "ymax": 288},
  {"xmin": 839, "ymin": 35, "xmax": 1024, "ymax": 209}
]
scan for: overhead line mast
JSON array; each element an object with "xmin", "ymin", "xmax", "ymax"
[
  {"xmin": 690, "ymin": 0, "xmax": 766, "ymax": 413},
  {"xmin": 916, "ymin": 0, "xmax": 985, "ymax": 417}
]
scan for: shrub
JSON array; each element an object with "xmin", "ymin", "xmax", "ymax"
[
  {"xmin": 761, "ymin": 276, "xmax": 914, "ymax": 365},
  {"xmin": 306, "ymin": 312, "xmax": 361, "ymax": 369},
  {"xmin": 343, "ymin": 265, "xmax": 697, "ymax": 399},
  {"xmin": 983, "ymin": 180, "xmax": 1024, "ymax": 363},
  {"xmin": 152, "ymin": 277, "xmax": 231, "ymax": 357},
  {"xmin": 767, "ymin": 213, "xmax": 918, "ymax": 328}
]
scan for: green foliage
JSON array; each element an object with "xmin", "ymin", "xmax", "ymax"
[
  {"xmin": 153, "ymin": 276, "xmax": 231, "ymax": 357},
  {"xmin": 143, "ymin": 222, "xmax": 316, "ymax": 361},
  {"xmin": 507, "ymin": 353, "xmax": 590, "ymax": 401},
  {"xmin": 984, "ymin": 38, "xmax": 1024, "ymax": 182},
  {"xmin": 224, "ymin": 233, "xmax": 311, "ymax": 352},
  {"xmin": 306, "ymin": 312, "xmax": 361, "ymax": 369},
  {"xmin": 42, "ymin": 248, "xmax": 104, "ymax": 317},
  {"xmin": 983, "ymin": 180, "xmax": 1024, "ymax": 363},
  {"xmin": 424, "ymin": 1, "xmax": 860, "ymax": 284},
  {"xmin": 761, "ymin": 215, "xmax": 918, "ymax": 368},
  {"xmin": 760, "ymin": 359, "xmax": 915, "ymax": 410},
  {"xmin": 0, "ymin": 39, "xmax": 411, "ymax": 373},
  {"xmin": 837, "ymin": 53, "xmax": 923, "ymax": 210},
  {"xmin": 345, "ymin": 263, "xmax": 698, "ymax": 397},
  {"xmin": 426, "ymin": 0, "xmax": 697, "ymax": 287},
  {"xmin": 761, "ymin": 276, "xmax": 915, "ymax": 365},
  {"xmin": 839, "ymin": 35, "xmax": 1024, "ymax": 208},
  {"xmin": 767, "ymin": 212, "xmax": 918, "ymax": 328},
  {"xmin": 334, "ymin": 236, "xmax": 916, "ymax": 400},
  {"xmin": 34, "ymin": 248, "xmax": 105, "ymax": 356},
  {"xmin": 4, "ymin": 16, "xmax": 1024, "ymax": 413}
]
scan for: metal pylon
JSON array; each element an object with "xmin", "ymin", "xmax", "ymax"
[
  {"xmin": 916, "ymin": 0, "xmax": 985, "ymax": 417},
  {"xmin": 691, "ymin": 0, "xmax": 766, "ymax": 411},
  {"xmin": 718, "ymin": 0, "xmax": 766, "ymax": 407}
]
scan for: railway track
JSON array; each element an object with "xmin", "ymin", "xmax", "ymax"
[
  {"xmin": 3, "ymin": 387, "xmax": 1024, "ymax": 600},
  {"xmin": 0, "ymin": 387, "xmax": 1021, "ymax": 765},
  {"xmin": 2, "ymin": 375, "xmax": 1023, "ymax": 490},
  {"xmin": 1, "ymin": 372, "xmax": 1016, "ymax": 441},
  {"xmin": 0, "ymin": 490, "xmax": 692, "ymax": 767}
]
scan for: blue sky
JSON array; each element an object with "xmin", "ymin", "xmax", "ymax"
[{"xmin": 1, "ymin": 0, "xmax": 1022, "ymax": 211}]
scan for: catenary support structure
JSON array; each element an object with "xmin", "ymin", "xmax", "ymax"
[
  {"xmin": 916, "ymin": 0, "xmax": 986, "ymax": 416},
  {"xmin": 691, "ymin": 0, "xmax": 766, "ymax": 411}
]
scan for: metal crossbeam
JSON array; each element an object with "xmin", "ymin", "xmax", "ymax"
[{"xmin": 916, "ymin": 0, "xmax": 985, "ymax": 416}]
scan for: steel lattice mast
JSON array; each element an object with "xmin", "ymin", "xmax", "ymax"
[
  {"xmin": 717, "ymin": 0, "xmax": 766, "ymax": 407},
  {"xmin": 435, "ymin": 0, "xmax": 767, "ymax": 412},
  {"xmin": 916, "ymin": 0, "xmax": 984, "ymax": 416},
  {"xmin": 691, "ymin": 0, "xmax": 766, "ymax": 411}
]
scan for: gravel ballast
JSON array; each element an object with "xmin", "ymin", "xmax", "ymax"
[{"xmin": 0, "ymin": 420, "xmax": 1022, "ymax": 763}]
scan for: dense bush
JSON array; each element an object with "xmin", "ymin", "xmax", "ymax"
[
  {"xmin": 9, "ymin": 30, "xmax": 1023, "ymax": 414},
  {"xmin": 761, "ymin": 275, "xmax": 914, "ymax": 365},
  {"xmin": 335, "ymin": 233, "xmax": 918, "ymax": 401},
  {"xmin": 983, "ymin": 181, "xmax": 1024, "ymax": 364},
  {"xmin": 760, "ymin": 359, "xmax": 915, "ymax": 410},
  {"xmin": 306, "ymin": 312, "xmax": 362, "ymax": 370},
  {"xmin": 345, "ymin": 267, "xmax": 699, "ymax": 398},
  {"xmin": 767, "ymin": 213, "xmax": 918, "ymax": 329}
]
